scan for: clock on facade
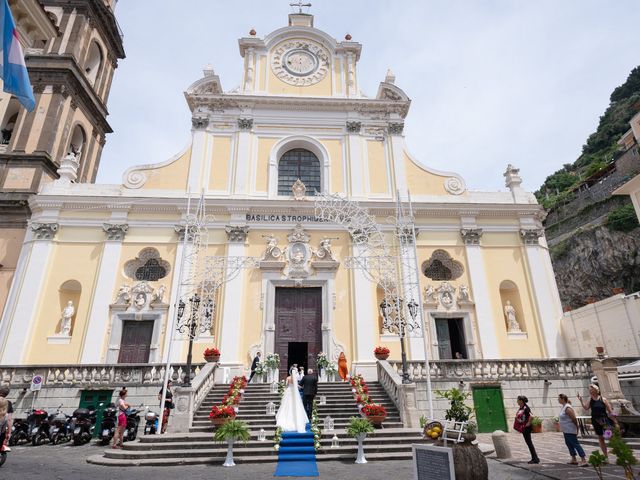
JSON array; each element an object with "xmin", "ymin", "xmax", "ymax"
[{"xmin": 271, "ymin": 40, "xmax": 329, "ymax": 86}]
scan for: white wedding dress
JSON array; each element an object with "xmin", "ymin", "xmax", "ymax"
[{"xmin": 276, "ymin": 369, "xmax": 308, "ymax": 433}]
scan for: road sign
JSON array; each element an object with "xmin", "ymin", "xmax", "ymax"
[{"xmin": 30, "ymin": 374, "xmax": 43, "ymax": 391}]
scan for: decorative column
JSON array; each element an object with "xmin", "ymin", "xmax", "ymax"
[
  {"xmin": 387, "ymin": 122, "xmax": 408, "ymax": 198},
  {"xmin": 163, "ymin": 225, "xmax": 190, "ymax": 363},
  {"xmin": 351, "ymin": 237, "xmax": 378, "ymax": 381},
  {"xmin": 398, "ymin": 229, "xmax": 426, "ymax": 361},
  {"xmin": 79, "ymin": 223, "xmax": 128, "ymax": 363},
  {"xmin": 460, "ymin": 227, "xmax": 500, "ymax": 359},
  {"xmin": 520, "ymin": 228, "xmax": 566, "ymax": 357},
  {"xmin": 0, "ymin": 223, "xmax": 58, "ymax": 363},
  {"xmin": 345, "ymin": 121, "xmax": 364, "ymax": 198},
  {"xmin": 188, "ymin": 115, "xmax": 209, "ymax": 191},
  {"xmin": 218, "ymin": 225, "xmax": 250, "ymax": 377},
  {"xmin": 233, "ymin": 118, "xmax": 253, "ymax": 195}
]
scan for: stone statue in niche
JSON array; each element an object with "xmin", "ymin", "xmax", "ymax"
[
  {"xmin": 57, "ymin": 300, "xmax": 75, "ymax": 336},
  {"xmin": 134, "ymin": 292, "xmax": 147, "ymax": 310},
  {"xmin": 423, "ymin": 285, "xmax": 437, "ymax": 304},
  {"xmin": 152, "ymin": 284, "xmax": 166, "ymax": 304},
  {"xmin": 114, "ymin": 284, "xmax": 131, "ymax": 305},
  {"xmin": 504, "ymin": 301, "xmax": 522, "ymax": 332}
]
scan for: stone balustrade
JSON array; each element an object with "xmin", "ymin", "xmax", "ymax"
[
  {"xmin": 388, "ymin": 358, "xmax": 596, "ymax": 382},
  {"xmin": 0, "ymin": 363, "xmax": 205, "ymax": 388},
  {"xmin": 172, "ymin": 362, "xmax": 219, "ymax": 433},
  {"xmin": 377, "ymin": 360, "xmax": 420, "ymax": 428}
]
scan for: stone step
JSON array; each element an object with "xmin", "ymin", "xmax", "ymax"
[
  {"xmin": 87, "ymin": 450, "xmax": 417, "ymax": 467},
  {"xmin": 189, "ymin": 422, "xmax": 406, "ymax": 432}
]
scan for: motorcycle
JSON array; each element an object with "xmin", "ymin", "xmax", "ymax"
[
  {"xmin": 48, "ymin": 406, "xmax": 72, "ymax": 445},
  {"xmin": 143, "ymin": 407, "xmax": 158, "ymax": 435},
  {"xmin": 123, "ymin": 407, "xmax": 141, "ymax": 442},
  {"xmin": 70, "ymin": 406, "xmax": 97, "ymax": 446},
  {"xmin": 31, "ymin": 407, "xmax": 52, "ymax": 446},
  {"xmin": 98, "ymin": 404, "xmax": 117, "ymax": 446},
  {"xmin": 9, "ymin": 409, "xmax": 47, "ymax": 446}
]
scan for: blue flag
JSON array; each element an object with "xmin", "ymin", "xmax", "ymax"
[{"xmin": 0, "ymin": 0, "xmax": 35, "ymax": 111}]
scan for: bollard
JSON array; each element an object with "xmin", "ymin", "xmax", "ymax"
[{"xmin": 491, "ymin": 430, "xmax": 511, "ymax": 459}]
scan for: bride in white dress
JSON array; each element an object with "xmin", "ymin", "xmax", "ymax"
[{"xmin": 276, "ymin": 366, "xmax": 308, "ymax": 433}]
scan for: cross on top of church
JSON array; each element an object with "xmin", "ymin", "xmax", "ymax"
[{"xmin": 290, "ymin": 0, "xmax": 312, "ymax": 13}]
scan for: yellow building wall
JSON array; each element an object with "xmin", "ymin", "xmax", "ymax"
[
  {"xmin": 209, "ymin": 136, "xmax": 232, "ymax": 191},
  {"xmin": 404, "ymin": 153, "xmax": 449, "ymax": 196},
  {"xmin": 367, "ymin": 140, "xmax": 389, "ymax": 194},
  {"xmin": 139, "ymin": 148, "xmax": 191, "ymax": 190},
  {"xmin": 0, "ymin": 228, "xmax": 26, "ymax": 319},
  {"xmin": 26, "ymin": 240, "xmax": 101, "ymax": 363},
  {"xmin": 256, "ymin": 137, "xmax": 277, "ymax": 193}
]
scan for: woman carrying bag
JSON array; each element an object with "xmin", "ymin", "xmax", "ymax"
[
  {"xmin": 513, "ymin": 395, "xmax": 540, "ymax": 464},
  {"xmin": 577, "ymin": 384, "xmax": 617, "ymax": 462},
  {"xmin": 558, "ymin": 394, "xmax": 588, "ymax": 467}
]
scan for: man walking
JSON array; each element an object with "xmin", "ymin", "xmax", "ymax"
[
  {"xmin": 299, "ymin": 369, "xmax": 318, "ymax": 420},
  {"xmin": 248, "ymin": 351, "xmax": 261, "ymax": 382}
]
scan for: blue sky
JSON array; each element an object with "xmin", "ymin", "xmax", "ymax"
[{"xmin": 98, "ymin": 1, "xmax": 639, "ymax": 192}]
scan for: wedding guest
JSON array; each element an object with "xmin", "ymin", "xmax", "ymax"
[
  {"xmin": 558, "ymin": 394, "xmax": 588, "ymax": 467},
  {"xmin": 577, "ymin": 384, "xmax": 617, "ymax": 461},
  {"xmin": 514, "ymin": 395, "xmax": 539, "ymax": 464},
  {"xmin": 338, "ymin": 352, "xmax": 348, "ymax": 381},
  {"xmin": 158, "ymin": 380, "xmax": 174, "ymax": 434},
  {"xmin": 113, "ymin": 388, "xmax": 129, "ymax": 449},
  {"xmin": 0, "ymin": 387, "xmax": 12, "ymax": 452},
  {"xmin": 249, "ymin": 351, "xmax": 261, "ymax": 382}
]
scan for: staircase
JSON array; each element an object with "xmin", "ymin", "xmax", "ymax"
[{"xmin": 88, "ymin": 381, "xmax": 428, "ymax": 466}]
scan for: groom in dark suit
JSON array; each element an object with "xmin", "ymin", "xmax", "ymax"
[{"xmin": 299, "ymin": 368, "xmax": 318, "ymax": 419}]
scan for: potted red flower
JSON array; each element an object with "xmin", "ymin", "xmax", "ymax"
[
  {"xmin": 204, "ymin": 347, "xmax": 220, "ymax": 362},
  {"xmin": 362, "ymin": 403, "xmax": 387, "ymax": 426},
  {"xmin": 374, "ymin": 346, "xmax": 390, "ymax": 361},
  {"xmin": 209, "ymin": 405, "xmax": 236, "ymax": 426}
]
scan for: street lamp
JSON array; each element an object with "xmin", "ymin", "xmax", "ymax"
[
  {"xmin": 176, "ymin": 292, "xmax": 214, "ymax": 387},
  {"xmin": 379, "ymin": 296, "xmax": 420, "ymax": 384}
]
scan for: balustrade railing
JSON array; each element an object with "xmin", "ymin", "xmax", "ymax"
[
  {"xmin": 0, "ymin": 363, "xmax": 205, "ymax": 388},
  {"xmin": 192, "ymin": 362, "xmax": 217, "ymax": 412},
  {"xmin": 388, "ymin": 359, "xmax": 596, "ymax": 382}
]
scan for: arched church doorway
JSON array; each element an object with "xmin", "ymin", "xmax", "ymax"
[{"xmin": 274, "ymin": 287, "xmax": 322, "ymax": 379}]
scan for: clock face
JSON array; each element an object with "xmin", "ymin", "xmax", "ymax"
[{"xmin": 283, "ymin": 49, "xmax": 318, "ymax": 76}]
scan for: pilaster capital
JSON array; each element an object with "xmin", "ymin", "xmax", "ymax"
[
  {"xmin": 191, "ymin": 116, "xmax": 209, "ymax": 129},
  {"xmin": 460, "ymin": 228, "xmax": 483, "ymax": 245},
  {"xmin": 225, "ymin": 225, "xmax": 249, "ymax": 243},
  {"xmin": 346, "ymin": 121, "xmax": 361, "ymax": 133},
  {"xmin": 174, "ymin": 225, "xmax": 186, "ymax": 241},
  {"xmin": 237, "ymin": 118, "xmax": 253, "ymax": 131},
  {"xmin": 520, "ymin": 228, "xmax": 544, "ymax": 245},
  {"xmin": 31, "ymin": 222, "xmax": 59, "ymax": 240},
  {"xmin": 103, "ymin": 223, "xmax": 129, "ymax": 241},
  {"xmin": 388, "ymin": 122, "xmax": 404, "ymax": 135}
]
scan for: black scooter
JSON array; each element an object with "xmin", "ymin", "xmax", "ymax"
[
  {"xmin": 70, "ymin": 406, "xmax": 97, "ymax": 445},
  {"xmin": 9, "ymin": 409, "xmax": 47, "ymax": 446},
  {"xmin": 31, "ymin": 406, "xmax": 53, "ymax": 446},
  {"xmin": 98, "ymin": 404, "xmax": 117, "ymax": 446},
  {"xmin": 49, "ymin": 407, "xmax": 72, "ymax": 445},
  {"xmin": 123, "ymin": 407, "xmax": 141, "ymax": 442}
]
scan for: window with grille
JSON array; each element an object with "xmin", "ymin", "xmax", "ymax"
[
  {"xmin": 135, "ymin": 258, "xmax": 167, "ymax": 281},
  {"xmin": 277, "ymin": 148, "xmax": 321, "ymax": 196},
  {"xmin": 422, "ymin": 250, "xmax": 464, "ymax": 281}
]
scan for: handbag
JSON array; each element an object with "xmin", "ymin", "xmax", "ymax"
[{"xmin": 513, "ymin": 410, "xmax": 527, "ymax": 433}]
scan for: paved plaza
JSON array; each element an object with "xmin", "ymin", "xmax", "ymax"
[{"xmin": 2, "ymin": 431, "xmax": 640, "ymax": 479}]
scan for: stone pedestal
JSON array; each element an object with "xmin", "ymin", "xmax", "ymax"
[
  {"xmin": 591, "ymin": 358, "xmax": 640, "ymax": 415},
  {"xmin": 491, "ymin": 430, "xmax": 511, "ymax": 459}
]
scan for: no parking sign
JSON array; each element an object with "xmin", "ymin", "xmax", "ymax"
[{"xmin": 30, "ymin": 375, "xmax": 43, "ymax": 391}]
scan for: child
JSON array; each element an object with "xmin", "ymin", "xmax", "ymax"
[
  {"xmin": 0, "ymin": 397, "xmax": 8, "ymax": 452},
  {"xmin": 0, "ymin": 388, "xmax": 11, "ymax": 452}
]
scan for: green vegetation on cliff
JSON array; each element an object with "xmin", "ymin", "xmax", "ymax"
[{"xmin": 536, "ymin": 66, "xmax": 640, "ymax": 209}]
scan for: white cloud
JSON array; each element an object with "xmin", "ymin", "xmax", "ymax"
[{"xmin": 98, "ymin": 0, "xmax": 639, "ymax": 192}]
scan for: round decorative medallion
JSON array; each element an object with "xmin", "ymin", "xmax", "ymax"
[{"xmin": 271, "ymin": 40, "xmax": 330, "ymax": 86}]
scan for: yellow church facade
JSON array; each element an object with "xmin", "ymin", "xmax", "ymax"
[{"xmin": 0, "ymin": 13, "xmax": 566, "ymax": 379}]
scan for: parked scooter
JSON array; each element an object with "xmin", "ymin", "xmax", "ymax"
[
  {"xmin": 98, "ymin": 403, "xmax": 117, "ymax": 446},
  {"xmin": 123, "ymin": 407, "xmax": 141, "ymax": 442},
  {"xmin": 9, "ymin": 409, "xmax": 48, "ymax": 446},
  {"xmin": 31, "ymin": 406, "xmax": 53, "ymax": 446},
  {"xmin": 70, "ymin": 406, "xmax": 97, "ymax": 445},
  {"xmin": 143, "ymin": 407, "xmax": 158, "ymax": 435},
  {"xmin": 49, "ymin": 406, "xmax": 72, "ymax": 445}
]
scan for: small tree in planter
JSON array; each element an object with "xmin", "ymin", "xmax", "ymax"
[
  {"xmin": 204, "ymin": 347, "xmax": 220, "ymax": 362},
  {"xmin": 588, "ymin": 450, "xmax": 607, "ymax": 480},
  {"xmin": 346, "ymin": 417, "xmax": 374, "ymax": 464},
  {"xmin": 374, "ymin": 346, "xmax": 390, "ymax": 361},
  {"xmin": 214, "ymin": 419, "xmax": 250, "ymax": 467},
  {"xmin": 609, "ymin": 431, "xmax": 637, "ymax": 479},
  {"xmin": 435, "ymin": 388, "xmax": 488, "ymax": 480},
  {"xmin": 531, "ymin": 417, "xmax": 543, "ymax": 433}
]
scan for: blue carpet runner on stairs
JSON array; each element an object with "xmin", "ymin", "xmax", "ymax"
[{"xmin": 274, "ymin": 423, "xmax": 319, "ymax": 477}]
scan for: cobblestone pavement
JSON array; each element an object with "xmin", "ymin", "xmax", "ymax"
[
  {"xmin": 0, "ymin": 441, "xmax": 548, "ymax": 480},
  {"xmin": 477, "ymin": 431, "xmax": 638, "ymax": 479}
]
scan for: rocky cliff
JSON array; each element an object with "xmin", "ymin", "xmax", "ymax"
[{"xmin": 550, "ymin": 225, "xmax": 640, "ymax": 308}]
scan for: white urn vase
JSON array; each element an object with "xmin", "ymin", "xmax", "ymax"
[
  {"xmin": 355, "ymin": 433, "xmax": 367, "ymax": 464},
  {"xmin": 223, "ymin": 437, "xmax": 236, "ymax": 467}
]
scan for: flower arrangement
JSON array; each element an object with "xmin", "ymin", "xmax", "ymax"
[
  {"xmin": 325, "ymin": 362, "xmax": 338, "ymax": 375},
  {"xmin": 209, "ymin": 405, "xmax": 236, "ymax": 420},
  {"xmin": 204, "ymin": 347, "xmax": 220, "ymax": 359},
  {"xmin": 374, "ymin": 346, "xmax": 390, "ymax": 356},
  {"xmin": 316, "ymin": 352, "xmax": 330, "ymax": 369},
  {"xmin": 356, "ymin": 394, "xmax": 369, "ymax": 405},
  {"xmin": 273, "ymin": 426, "xmax": 283, "ymax": 451},
  {"xmin": 264, "ymin": 353, "xmax": 280, "ymax": 369},
  {"xmin": 361, "ymin": 403, "xmax": 387, "ymax": 418},
  {"xmin": 254, "ymin": 362, "xmax": 265, "ymax": 376}
]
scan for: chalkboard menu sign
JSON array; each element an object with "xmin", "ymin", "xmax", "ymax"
[{"xmin": 412, "ymin": 444, "xmax": 455, "ymax": 480}]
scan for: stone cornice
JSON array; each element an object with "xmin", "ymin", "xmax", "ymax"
[
  {"xmin": 26, "ymin": 55, "xmax": 112, "ymax": 133},
  {"xmin": 184, "ymin": 93, "xmax": 411, "ymax": 119}
]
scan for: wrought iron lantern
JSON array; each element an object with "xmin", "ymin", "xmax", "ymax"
[
  {"xmin": 331, "ymin": 434, "xmax": 339, "ymax": 448},
  {"xmin": 319, "ymin": 395, "xmax": 327, "ymax": 405},
  {"xmin": 258, "ymin": 428, "xmax": 266, "ymax": 442},
  {"xmin": 266, "ymin": 401, "xmax": 276, "ymax": 415},
  {"xmin": 324, "ymin": 416, "xmax": 334, "ymax": 432}
]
